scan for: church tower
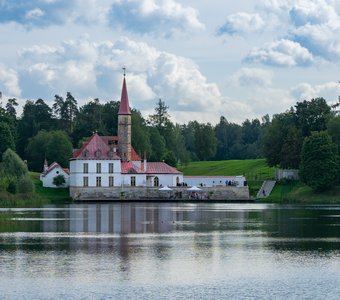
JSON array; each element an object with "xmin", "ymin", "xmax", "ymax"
[{"xmin": 118, "ymin": 72, "xmax": 131, "ymax": 162}]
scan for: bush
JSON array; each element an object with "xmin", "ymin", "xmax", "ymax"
[
  {"xmin": 17, "ymin": 175, "xmax": 35, "ymax": 193},
  {"xmin": 53, "ymin": 175, "xmax": 66, "ymax": 187}
]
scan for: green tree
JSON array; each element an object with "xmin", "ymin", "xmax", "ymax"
[
  {"xmin": 0, "ymin": 122, "xmax": 15, "ymax": 159},
  {"xmin": 295, "ymin": 97, "xmax": 332, "ymax": 136},
  {"xmin": 327, "ymin": 116, "xmax": 340, "ymax": 153},
  {"xmin": 26, "ymin": 130, "xmax": 73, "ymax": 171},
  {"xmin": 53, "ymin": 175, "xmax": 66, "ymax": 187},
  {"xmin": 149, "ymin": 128, "xmax": 166, "ymax": 161},
  {"xmin": 17, "ymin": 99, "xmax": 53, "ymax": 158},
  {"xmin": 300, "ymin": 131, "xmax": 339, "ymax": 192},
  {"xmin": 195, "ymin": 123, "xmax": 217, "ymax": 161},
  {"xmin": 17, "ymin": 174, "xmax": 35, "ymax": 193},
  {"xmin": 2, "ymin": 148, "xmax": 28, "ymax": 179},
  {"xmin": 162, "ymin": 150, "xmax": 177, "ymax": 167}
]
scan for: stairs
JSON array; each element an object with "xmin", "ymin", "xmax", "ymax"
[{"xmin": 257, "ymin": 180, "xmax": 276, "ymax": 198}]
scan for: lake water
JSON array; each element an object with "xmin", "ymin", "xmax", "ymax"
[{"xmin": 1, "ymin": 203, "xmax": 340, "ymax": 299}]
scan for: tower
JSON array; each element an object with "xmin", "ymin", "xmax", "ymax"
[{"xmin": 118, "ymin": 71, "xmax": 131, "ymax": 162}]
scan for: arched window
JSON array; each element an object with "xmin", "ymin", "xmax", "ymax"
[
  {"xmin": 154, "ymin": 177, "xmax": 159, "ymax": 187},
  {"xmin": 176, "ymin": 177, "xmax": 180, "ymax": 185}
]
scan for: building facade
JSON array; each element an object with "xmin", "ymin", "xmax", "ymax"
[{"xmin": 69, "ymin": 76, "xmax": 183, "ymax": 200}]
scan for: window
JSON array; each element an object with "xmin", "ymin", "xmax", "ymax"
[
  {"xmin": 109, "ymin": 176, "xmax": 114, "ymax": 187},
  {"xmin": 96, "ymin": 163, "xmax": 101, "ymax": 173},
  {"xmin": 83, "ymin": 177, "xmax": 88, "ymax": 187},
  {"xmin": 96, "ymin": 150, "xmax": 101, "ymax": 158},
  {"xmin": 131, "ymin": 176, "xmax": 136, "ymax": 187},
  {"xmin": 96, "ymin": 177, "xmax": 101, "ymax": 187},
  {"xmin": 83, "ymin": 150, "xmax": 89, "ymax": 157},
  {"xmin": 154, "ymin": 177, "xmax": 159, "ymax": 187},
  {"xmin": 83, "ymin": 163, "xmax": 88, "ymax": 174},
  {"xmin": 109, "ymin": 163, "xmax": 114, "ymax": 174}
]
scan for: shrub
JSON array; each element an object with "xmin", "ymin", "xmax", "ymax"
[{"xmin": 17, "ymin": 175, "xmax": 35, "ymax": 193}]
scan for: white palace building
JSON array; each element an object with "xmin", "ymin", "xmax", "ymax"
[{"xmin": 68, "ymin": 75, "xmax": 249, "ymax": 201}]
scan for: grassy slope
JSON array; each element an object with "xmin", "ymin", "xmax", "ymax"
[
  {"xmin": 179, "ymin": 159, "xmax": 340, "ymax": 203},
  {"xmin": 179, "ymin": 159, "xmax": 275, "ymax": 179}
]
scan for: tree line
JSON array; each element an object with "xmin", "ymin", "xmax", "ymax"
[{"xmin": 0, "ymin": 93, "xmax": 339, "ymax": 191}]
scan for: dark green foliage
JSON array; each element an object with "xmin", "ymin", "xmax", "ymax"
[
  {"xmin": 27, "ymin": 130, "xmax": 73, "ymax": 171},
  {"xmin": 6, "ymin": 180, "xmax": 17, "ymax": 194},
  {"xmin": 17, "ymin": 175, "xmax": 35, "ymax": 193},
  {"xmin": 162, "ymin": 151, "xmax": 177, "ymax": 167},
  {"xmin": 0, "ymin": 122, "xmax": 15, "ymax": 159},
  {"xmin": 16, "ymin": 99, "xmax": 54, "ymax": 159},
  {"xmin": 2, "ymin": 148, "xmax": 28, "ymax": 179},
  {"xmin": 300, "ymin": 131, "xmax": 339, "ymax": 192},
  {"xmin": 53, "ymin": 175, "xmax": 66, "ymax": 187},
  {"xmin": 149, "ymin": 128, "xmax": 166, "ymax": 161},
  {"xmin": 194, "ymin": 123, "xmax": 217, "ymax": 160},
  {"xmin": 327, "ymin": 116, "xmax": 340, "ymax": 153}
]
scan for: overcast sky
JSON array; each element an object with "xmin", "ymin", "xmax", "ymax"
[{"xmin": 1, "ymin": 0, "xmax": 340, "ymax": 124}]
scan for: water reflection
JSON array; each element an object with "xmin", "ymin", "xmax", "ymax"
[{"xmin": 1, "ymin": 203, "xmax": 340, "ymax": 299}]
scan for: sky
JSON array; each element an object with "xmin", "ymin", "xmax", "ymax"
[{"xmin": 0, "ymin": 0, "xmax": 340, "ymax": 125}]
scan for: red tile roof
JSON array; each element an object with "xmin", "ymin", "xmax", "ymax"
[
  {"xmin": 41, "ymin": 162, "xmax": 69, "ymax": 177},
  {"xmin": 118, "ymin": 77, "xmax": 131, "ymax": 115},
  {"xmin": 121, "ymin": 162, "xmax": 143, "ymax": 174},
  {"xmin": 72, "ymin": 133, "xmax": 120, "ymax": 160},
  {"xmin": 146, "ymin": 162, "xmax": 182, "ymax": 174}
]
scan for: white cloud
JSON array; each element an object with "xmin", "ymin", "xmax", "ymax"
[
  {"xmin": 25, "ymin": 8, "xmax": 45, "ymax": 19},
  {"xmin": 246, "ymin": 39, "xmax": 314, "ymax": 67},
  {"xmin": 228, "ymin": 68, "xmax": 273, "ymax": 87},
  {"xmin": 218, "ymin": 12, "xmax": 265, "ymax": 35},
  {"xmin": 108, "ymin": 0, "xmax": 205, "ymax": 36},
  {"xmin": 0, "ymin": 64, "xmax": 21, "ymax": 97},
  {"xmin": 291, "ymin": 81, "xmax": 340, "ymax": 104},
  {"xmin": 17, "ymin": 36, "xmax": 226, "ymax": 123}
]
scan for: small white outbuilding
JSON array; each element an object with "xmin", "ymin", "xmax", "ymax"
[{"xmin": 40, "ymin": 160, "xmax": 70, "ymax": 188}]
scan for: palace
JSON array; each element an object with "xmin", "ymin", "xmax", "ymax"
[{"xmin": 69, "ymin": 75, "xmax": 184, "ymax": 200}]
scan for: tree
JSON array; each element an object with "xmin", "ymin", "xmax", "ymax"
[
  {"xmin": 162, "ymin": 150, "xmax": 177, "ymax": 167},
  {"xmin": 2, "ymin": 148, "xmax": 28, "ymax": 179},
  {"xmin": 300, "ymin": 131, "xmax": 339, "ymax": 192},
  {"xmin": 194, "ymin": 123, "xmax": 217, "ymax": 161},
  {"xmin": 17, "ymin": 99, "xmax": 53, "ymax": 159},
  {"xmin": 0, "ymin": 122, "xmax": 15, "ymax": 159},
  {"xmin": 26, "ymin": 130, "xmax": 73, "ymax": 171},
  {"xmin": 327, "ymin": 116, "xmax": 340, "ymax": 153},
  {"xmin": 148, "ymin": 99, "xmax": 170, "ymax": 132},
  {"xmin": 53, "ymin": 175, "xmax": 66, "ymax": 187},
  {"xmin": 5, "ymin": 98, "xmax": 18, "ymax": 119},
  {"xmin": 295, "ymin": 97, "xmax": 332, "ymax": 136},
  {"xmin": 17, "ymin": 174, "xmax": 35, "ymax": 193},
  {"xmin": 149, "ymin": 128, "xmax": 166, "ymax": 161}
]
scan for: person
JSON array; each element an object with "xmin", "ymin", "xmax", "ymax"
[{"xmin": 262, "ymin": 189, "xmax": 266, "ymax": 196}]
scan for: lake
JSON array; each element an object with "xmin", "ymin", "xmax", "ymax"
[{"xmin": 1, "ymin": 203, "xmax": 340, "ymax": 299}]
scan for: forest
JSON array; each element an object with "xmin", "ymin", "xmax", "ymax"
[{"xmin": 0, "ymin": 93, "xmax": 339, "ymax": 192}]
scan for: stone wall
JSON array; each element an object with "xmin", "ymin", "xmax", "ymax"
[{"xmin": 70, "ymin": 186, "xmax": 250, "ymax": 201}]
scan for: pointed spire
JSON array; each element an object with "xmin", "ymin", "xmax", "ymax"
[{"xmin": 118, "ymin": 70, "xmax": 131, "ymax": 115}]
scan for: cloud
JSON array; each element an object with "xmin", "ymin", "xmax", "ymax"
[
  {"xmin": 217, "ymin": 12, "xmax": 265, "ymax": 35},
  {"xmin": 228, "ymin": 68, "xmax": 273, "ymax": 87},
  {"xmin": 108, "ymin": 0, "xmax": 205, "ymax": 37},
  {"xmin": 25, "ymin": 8, "xmax": 45, "ymax": 19},
  {"xmin": 0, "ymin": 64, "xmax": 21, "ymax": 97},
  {"xmin": 17, "ymin": 36, "xmax": 226, "ymax": 123},
  {"xmin": 291, "ymin": 81, "xmax": 340, "ymax": 104},
  {"xmin": 245, "ymin": 39, "xmax": 314, "ymax": 67}
]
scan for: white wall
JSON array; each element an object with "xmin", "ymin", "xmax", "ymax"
[
  {"xmin": 70, "ymin": 159, "xmax": 122, "ymax": 187},
  {"xmin": 184, "ymin": 176, "xmax": 246, "ymax": 187},
  {"xmin": 42, "ymin": 167, "xmax": 69, "ymax": 188}
]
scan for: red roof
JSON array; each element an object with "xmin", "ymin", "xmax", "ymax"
[
  {"xmin": 72, "ymin": 133, "xmax": 120, "ymax": 160},
  {"xmin": 41, "ymin": 162, "xmax": 69, "ymax": 177},
  {"xmin": 118, "ymin": 77, "xmax": 131, "ymax": 115},
  {"xmin": 121, "ymin": 162, "xmax": 143, "ymax": 174},
  {"xmin": 146, "ymin": 162, "xmax": 182, "ymax": 174}
]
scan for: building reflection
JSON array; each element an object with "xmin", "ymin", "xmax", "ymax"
[{"xmin": 42, "ymin": 203, "xmax": 250, "ymax": 235}]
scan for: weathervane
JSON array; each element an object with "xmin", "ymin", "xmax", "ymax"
[{"xmin": 122, "ymin": 67, "xmax": 126, "ymax": 77}]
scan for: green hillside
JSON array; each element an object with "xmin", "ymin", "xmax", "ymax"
[{"xmin": 178, "ymin": 159, "xmax": 275, "ymax": 180}]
